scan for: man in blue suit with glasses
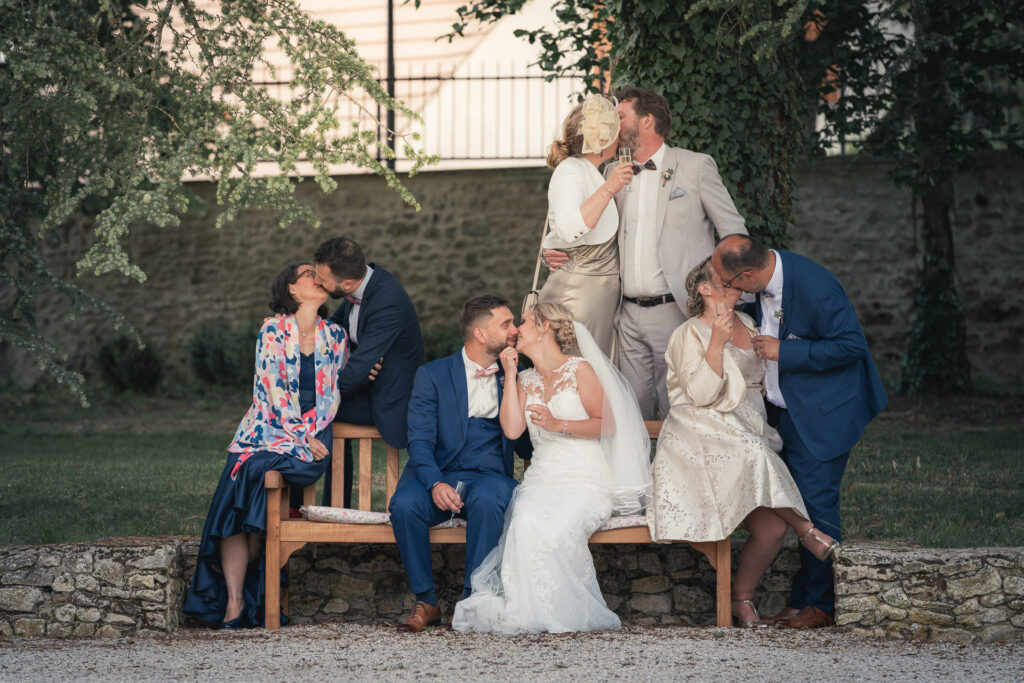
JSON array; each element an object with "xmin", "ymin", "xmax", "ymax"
[{"xmin": 712, "ymin": 234, "xmax": 887, "ymax": 629}]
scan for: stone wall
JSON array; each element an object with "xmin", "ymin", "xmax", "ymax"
[
  {"xmin": 3, "ymin": 154, "xmax": 1021, "ymax": 389},
  {"xmin": 0, "ymin": 538, "xmax": 184, "ymax": 638},
  {"xmin": 834, "ymin": 544, "xmax": 1024, "ymax": 643},
  {"xmin": 5, "ymin": 537, "xmax": 1024, "ymax": 641},
  {"xmin": 181, "ymin": 538, "xmax": 796, "ymax": 628}
]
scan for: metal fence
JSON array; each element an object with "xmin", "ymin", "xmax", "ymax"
[{"xmin": 256, "ymin": 66, "xmax": 586, "ymax": 167}]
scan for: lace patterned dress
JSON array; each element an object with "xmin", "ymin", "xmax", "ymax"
[
  {"xmin": 452, "ymin": 356, "xmax": 621, "ymax": 634},
  {"xmin": 647, "ymin": 315, "xmax": 809, "ymax": 543}
]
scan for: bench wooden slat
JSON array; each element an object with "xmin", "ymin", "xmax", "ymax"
[
  {"xmin": 358, "ymin": 438, "xmax": 373, "ymax": 511},
  {"xmin": 264, "ymin": 421, "xmax": 733, "ymax": 630}
]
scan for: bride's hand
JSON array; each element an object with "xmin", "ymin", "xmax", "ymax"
[
  {"xmin": 525, "ymin": 404, "xmax": 559, "ymax": 432},
  {"xmin": 499, "ymin": 347, "xmax": 518, "ymax": 377},
  {"xmin": 605, "ymin": 161, "xmax": 633, "ymax": 195}
]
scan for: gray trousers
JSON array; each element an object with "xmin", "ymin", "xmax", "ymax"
[{"xmin": 616, "ymin": 300, "xmax": 686, "ymax": 420}]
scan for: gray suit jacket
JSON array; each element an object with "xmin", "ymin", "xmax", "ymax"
[{"xmin": 607, "ymin": 146, "xmax": 747, "ymax": 318}]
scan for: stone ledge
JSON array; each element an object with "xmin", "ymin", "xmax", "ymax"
[
  {"xmin": 3, "ymin": 537, "xmax": 1022, "ymax": 642},
  {"xmin": 835, "ymin": 542, "xmax": 1024, "ymax": 643}
]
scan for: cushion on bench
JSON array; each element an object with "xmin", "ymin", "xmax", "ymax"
[
  {"xmin": 300, "ymin": 506, "xmax": 468, "ymax": 529},
  {"xmin": 300, "ymin": 506, "xmax": 646, "ymax": 531},
  {"xmin": 597, "ymin": 515, "xmax": 649, "ymax": 531}
]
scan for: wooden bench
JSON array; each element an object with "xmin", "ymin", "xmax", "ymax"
[{"xmin": 264, "ymin": 421, "xmax": 732, "ymax": 629}]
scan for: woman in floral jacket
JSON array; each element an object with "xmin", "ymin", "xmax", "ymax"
[{"xmin": 184, "ymin": 263, "xmax": 348, "ymax": 629}]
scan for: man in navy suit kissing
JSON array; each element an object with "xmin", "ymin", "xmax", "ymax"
[
  {"xmin": 312, "ymin": 236, "xmax": 427, "ymax": 508},
  {"xmin": 712, "ymin": 234, "xmax": 887, "ymax": 629}
]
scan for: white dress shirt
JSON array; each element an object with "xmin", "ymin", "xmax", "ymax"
[
  {"xmin": 759, "ymin": 250, "xmax": 787, "ymax": 409},
  {"xmin": 347, "ymin": 265, "xmax": 374, "ymax": 345},
  {"xmin": 462, "ymin": 348, "xmax": 500, "ymax": 419},
  {"xmin": 621, "ymin": 143, "xmax": 671, "ymax": 297},
  {"xmin": 543, "ymin": 156, "xmax": 619, "ymax": 248}
]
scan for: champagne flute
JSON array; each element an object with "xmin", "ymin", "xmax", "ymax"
[
  {"xmin": 446, "ymin": 480, "xmax": 466, "ymax": 528},
  {"xmin": 618, "ymin": 147, "xmax": 632, "ymax": 166}
]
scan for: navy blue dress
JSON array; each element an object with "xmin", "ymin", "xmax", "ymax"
[{"xmin": 183, "ymin": 353, "xmax": 331, "ymax": 627}]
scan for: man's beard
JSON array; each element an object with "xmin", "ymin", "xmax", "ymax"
[
  {"xmin": 485, "ymin": 336, "xmax": 515, "ymax": 357},
  {"xmin": 619, "ymin": 123, "xmax": 639, "ymax": 151}
]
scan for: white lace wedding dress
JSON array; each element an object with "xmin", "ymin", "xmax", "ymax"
[{"xmin": 451, "ymin": 356, "xmax": 621, "ymax": 634}]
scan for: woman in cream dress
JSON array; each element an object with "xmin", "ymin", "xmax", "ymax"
[
  {"xmin": 537, "ymin": 94, "xmax": 633, "ymax": 357},
  {"xmin": 647, "ymin": 258, "xmax": 839, "ymax": 627}
]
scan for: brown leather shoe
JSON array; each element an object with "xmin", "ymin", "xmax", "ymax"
[
  {"xmin": 761, "ymin": 605, "xmax": 801, "ymax": 626},
  {"xmin": 775, "ymin": 605, "xmax": 835, "ymax": 629},
  {"xmin": 397, "ymin": 601, "xmax": 441, "ymax": 633}
]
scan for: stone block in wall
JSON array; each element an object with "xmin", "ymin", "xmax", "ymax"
[
  {"xmin": 0, "ymin": 538, "xmax": 185, "ymax": 638},
  {"xmin": 834, "ymin": 542, "xmax": 1024, "ymax": 643}
]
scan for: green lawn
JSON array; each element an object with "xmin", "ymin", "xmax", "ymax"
[{"xmin": 0, "ymin": 388, "xmax": 1021, "ymax": 547}]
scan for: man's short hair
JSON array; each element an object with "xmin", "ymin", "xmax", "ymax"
[
  {"xmin": 615, "ymin": 86, "xmax": 672, "ymax": 140},
  {"xmin": 719, "ymin": 234, "xmax": 771, "ymax": 274},
  {"xmin": 460, "ymin": 294, "xmax": 511, "ymax": 341},
  {"xmin": 314, "ymin": 236, "xmax": 367, "ymax": 282}
]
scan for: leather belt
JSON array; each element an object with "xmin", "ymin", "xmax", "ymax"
[{"xmin": 623, "ymin": 293, "xmax": 675, "ymax": 307}]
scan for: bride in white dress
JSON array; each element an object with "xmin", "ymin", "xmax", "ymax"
[{"xmin": 452, "ymin": 303, "xmax": 652, "ymax": 634}]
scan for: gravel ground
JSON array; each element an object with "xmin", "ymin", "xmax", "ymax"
[{"xmin": 2, "ymin": 623, "xmax": 1023, "ymax": 681}]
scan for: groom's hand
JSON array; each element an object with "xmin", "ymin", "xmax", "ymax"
[
  {"xmin": 752, "ymin": 335, "xmax": 780, "ymax": 362},
  {"xmin": 541, "ymin": 248, "xmax": 569, "ymax": 272},
  {"xmin": 431, "ymin": 482, "xmax": 463, "ymax": 513},
  {"xmin": 368, "ymin": 357, "xmax": 383, "ymax": 381}
]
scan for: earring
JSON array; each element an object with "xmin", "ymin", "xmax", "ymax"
[{"xmin": 537, "ymin": 334, "xmax": 543, "ymax": 343}]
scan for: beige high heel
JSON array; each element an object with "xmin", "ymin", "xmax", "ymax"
[
  {"xmin": 731, "ymin": 599, "xmax": 769, "ymax": 629},
  {"xmin": 800, "ymin": 527, "xmax": 840, "ymax": 561}
]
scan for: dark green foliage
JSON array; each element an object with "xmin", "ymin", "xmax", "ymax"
[
  {"xmin": 96, "ymin": 335, "xmax": 164, "ymax": 395},
  {"xmin": 186, "ymin": 320, "xmax": 261, "ymax": 388},
  {"xmin": 2, "ymin": 0, "xmax": 434, "ymax": 404},
  {"xmin": 421, "ymin": 324, "xmax": 465, "ymax": 362}
]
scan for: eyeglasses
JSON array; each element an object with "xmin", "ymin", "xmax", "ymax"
[
  {"xmin": 294, "ymin": 269, "xmax": 316, "ymax": 281},
  {"xmin": 718, "ymin": 269, "xmax": 750, "ymax": 289}
]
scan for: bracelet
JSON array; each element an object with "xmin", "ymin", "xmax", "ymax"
[
  {"xmin": 600, "ymin": 185, "xmax": 615, "ymax": 200},
  {"xmin": 561, "ymin": 419, "xmax": 569, "ymax": 435}
]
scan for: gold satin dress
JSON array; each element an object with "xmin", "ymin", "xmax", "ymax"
[{"xmin": 537, "ymin": 237, "xmax": 619, "ymax": 357}]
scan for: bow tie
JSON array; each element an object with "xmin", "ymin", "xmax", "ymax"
[
  {"xmin": 761, "ymin": 290, "xmax": 775, "ymax": 299},
  {"xmin": 346, "ymin": 294, "xmax": 361, "ymax": 305},
  {"xmin": 474, "ymin": 367, "xmax": 499, "ymax": 378},
  {"xmin": 631, "ymin": 159, "xmax": 657, "ymax": 175}
]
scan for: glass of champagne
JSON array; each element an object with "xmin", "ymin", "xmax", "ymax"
[
  {"xmin": 618, "ymin": 148, "xmax": 633, "ymax": 192},
  {"xmin": 446, "ymin": 480, "xmax": 466, "ymax": 528}
]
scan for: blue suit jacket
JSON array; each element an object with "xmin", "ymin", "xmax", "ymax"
[
  {"xmin": 330, "ymin": 265, "xmax": 427, "ymax": 448},
  {"xmin": 403, "ymin": 351, "xmax": 533, "ymax": 490},
  {"xmin": 757, "ymin": 251, "xmax": 888, "ymax": 461}
]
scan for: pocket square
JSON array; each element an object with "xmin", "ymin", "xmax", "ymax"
[
  {"xmin": 786, "ymin": 333, "xmax": 802, "ymax": 340},
  {"xmin": 669, "ymin": 187, "xmax": 687, "ymax": 200}
]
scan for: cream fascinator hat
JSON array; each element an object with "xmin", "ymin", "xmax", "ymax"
[{"xmin": 579, "ymin": 94, "xmax": 620, "ymax": 154}]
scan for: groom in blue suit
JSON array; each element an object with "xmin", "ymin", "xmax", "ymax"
[
  {"xmin": 713, "ymin": 235, "xmax": 887, "ymax": 629},
  {"xmin": 389, "ymin": 295, "xmax": 533, "ymax": 632}
]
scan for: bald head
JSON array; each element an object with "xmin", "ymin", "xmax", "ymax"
[{"xmin": 712, "ymin": 234, "xmax": 773, "ymax": 293}]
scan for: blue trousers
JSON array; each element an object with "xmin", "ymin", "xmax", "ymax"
[
  {"xmin": 389, "ymin": 469, "xmax": 517, "ymax": 598},
  {"xmin": 775, "ymin": 408, "xmax": 848, "ymax": 616}
]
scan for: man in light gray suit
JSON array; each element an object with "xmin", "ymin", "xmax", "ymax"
[{"xmin": 544, "ymin": 86, "xmax": 747, "ymax": 418}]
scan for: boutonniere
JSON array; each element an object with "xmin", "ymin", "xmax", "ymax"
[
  {"xmin": 499, "ymin": 375, "xmax": 505, "ymax": 387},
  {"xmin": 774, "ymin": 309, "xmax": 784, "ymax": 322},
  {"xmin": 661, "ymin": 168, "xmax": 674, "ymax": 187}
]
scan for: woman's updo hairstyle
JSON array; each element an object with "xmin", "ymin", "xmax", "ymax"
[
  {"xmin": 684, "ymin": 257, "xmax": 714, "ymax": 318},
  {"xmin": 545, "ymin": 104, "xmax": 585, "ymax": 169},
  {"xmin": 528, "ymin": 302, "xmax": 581, "ymax": 355},
  {"xmin": 269, "ymin": 262, "xmax": 328, "ymax": 318}
]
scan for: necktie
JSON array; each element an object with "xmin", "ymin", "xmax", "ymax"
[
  {"xmin": 474, "ymin": 367, "xmax": 499, "ymax": 378},
  {"xmin": 346, "ymin": 294, "xmax": 361, "ymax": 305},
  {"xmin": 631, "ymin": 159, "xmax": 657, "ymax": 175}
]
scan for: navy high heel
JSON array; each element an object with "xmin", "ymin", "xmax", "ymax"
[{"xmin": 218, "ymin": 616, "xmax": 243, "ymax": 630}]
